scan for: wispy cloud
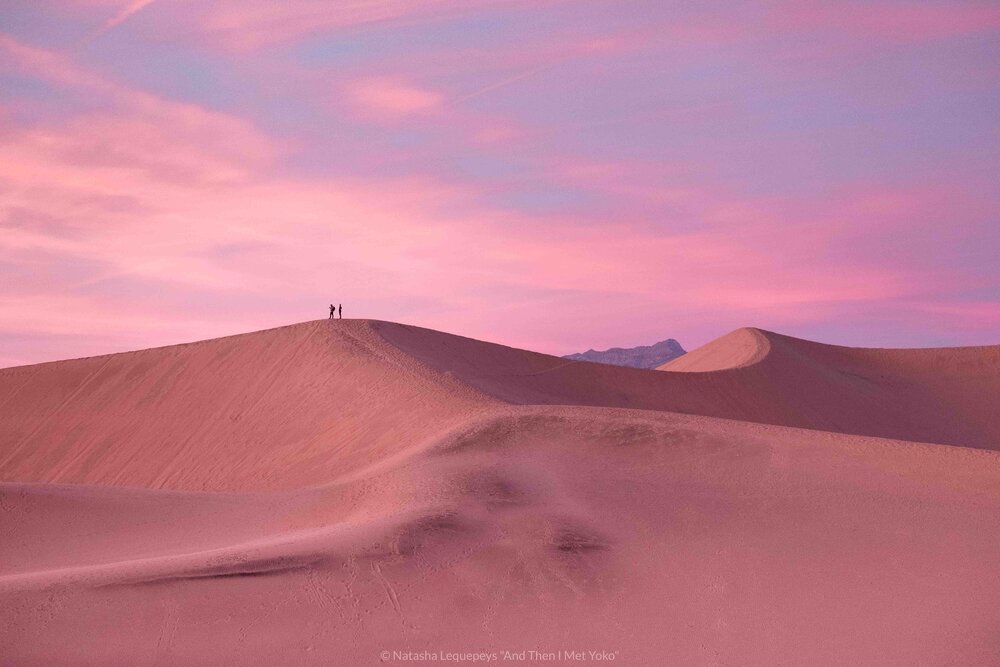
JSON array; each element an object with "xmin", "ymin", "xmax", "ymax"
[
  {"xmin": 193, "ymin": 0, "xmax": 513, "ymax": 51},
  {"xmin": 774, "ymin": 1, "xmax": 1000, "ymax": 41},
  {"xmin": 451, "ymin": 65, "xmax": 550, "ymax": 106},
  {"xmin": 347, "ymin": 77, "xmax": 444, "ymax": 117},
  {"xmin": 100, "ymin": 0, "xmax": 157, "ymax": 32}
]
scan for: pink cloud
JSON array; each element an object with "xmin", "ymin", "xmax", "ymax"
[
  {"xmin": 7, "ymin": 64, "xmax": 924, "ymax": 359},
  {"xmin": 473, "ymin": 122, "xmax": 525, "ymax": 145},
  {"xmin": 774, "ymin": 1, "xmax": 1000, "ymax": 42},
  {"xmin": 906, "ymin": 301, "xmax": 1000, "ymax": 332},
  {"xmin": 0, "ymin": 34, "xmax": 109, "ymax": 90},
  {"xmin": 2, "ymin": 102, "xmax": 992, "ymax": 362},
  {"xmin": 0, "ymin": 36, "xmax": 276, "ymax": 172},
  {"xmin": 191, "ymin": 0, "xmax": 520, "ymax": 52},
  {"xmin": 346, "ymin": 78, "xmax": 444, "ymax": 118},
  {"xmin": 96, "ymin": 0, "xmax": 157, "ymax": 32}
]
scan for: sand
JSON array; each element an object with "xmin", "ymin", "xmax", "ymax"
[{"xmin": 1, "ymin": 320, "xmax": 998, "ymax": 665}]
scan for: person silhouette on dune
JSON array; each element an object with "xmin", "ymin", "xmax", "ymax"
[
  {"xmin": 329, "ymin": 304, "xmax": 335, "ymax": 319},
  {"xmin": 338, "ymin": 304, "xmax": 342, "ymax": 319}
]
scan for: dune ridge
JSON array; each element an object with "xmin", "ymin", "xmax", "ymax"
[
  {"xmin": 378, "ymin": 320, "xmax": 1000, "ymax": 451},
  {"xmin": 2, "ymin": 320, "xmax": 998, "ymax": 665}
]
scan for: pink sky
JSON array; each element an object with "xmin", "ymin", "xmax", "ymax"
[{"xmin": 1, "ymin": 1, "xmax": 998, "ymax": 366}]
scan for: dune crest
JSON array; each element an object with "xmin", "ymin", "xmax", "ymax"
[{"xmin": 658, "ymin": 327, "xmax": 770, "ymax": 372}]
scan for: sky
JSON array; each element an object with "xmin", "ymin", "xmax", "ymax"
[{"xmin": 1, "ymin": 0, "xmax": 998, "ymax": 367}]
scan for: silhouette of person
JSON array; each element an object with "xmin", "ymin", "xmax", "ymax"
[
  {"xmin": 329, "ymin": 304, "xmax": 335, "ymax": 319},
  {"xmin": 338, "ymin": 304, "xmax": 342, "ymax": 319}
]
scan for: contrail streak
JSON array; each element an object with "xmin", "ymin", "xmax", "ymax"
[
  {"xmin": 450, "ymin": 64, "xmax": 551, "ymax": 105},
  {"xmin": 104, "ymin": 0, "xmax": 158, "ymax": 31},
  {"xmin": 78, "ymin": 0, "xmax": 157, "ymax": 48}
]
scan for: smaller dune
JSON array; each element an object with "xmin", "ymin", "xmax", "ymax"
[
  {"xmin": 657, "ymin": 327, "xmax": 1000, "ymax": 449},
  {"xmin": 658, "ymin": 327, "xmax": 770, "ymax": 372}
]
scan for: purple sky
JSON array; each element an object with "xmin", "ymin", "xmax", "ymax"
[{"xmin": 1, "ymin": 0, "xmax": 998, "ymax": 366}]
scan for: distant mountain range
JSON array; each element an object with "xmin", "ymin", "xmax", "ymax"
[{"xmin": 563, "ymin": 338, "xmax": 686, "ymax": 369}]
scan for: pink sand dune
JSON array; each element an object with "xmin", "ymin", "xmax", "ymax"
[{"xmin": 1, "ymin": 320, "xmax": 998, "ymax": 665}]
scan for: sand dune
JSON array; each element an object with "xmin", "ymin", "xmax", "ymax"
[
  {"xmin": 381, "ymin": 321, "xmax": 1000, "ymax": 449},
  {"xmin": 1, "ymin": 320, "xmax": 998, "ymax": 665},
  {"xmin": 659, "ymin": 327, "xmax": 1000, "ymax": 449},
  {"xmin": 658, "ymin": 327, "xmax": 770, "ymax": 371},
  {"xmin": 0, "ymin": 321, "xmax": 491, "ymax": 490}
]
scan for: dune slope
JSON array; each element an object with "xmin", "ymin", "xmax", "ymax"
[
  {"xmin": 0, "ymin": 321, "xmax": 490, "ymax": 490},
  {"xmin": 380, "ymin": 321, "xmax": 1000, "ymax": 449}
]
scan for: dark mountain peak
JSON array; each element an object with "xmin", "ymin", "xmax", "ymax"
[{"xmin": 563, "ymin": 338, "xmax": 686, "ymax": 369}]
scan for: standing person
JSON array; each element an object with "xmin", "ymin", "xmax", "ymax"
[
  {"xmin": 329, "ymin": 304, "xmax": 335, "ymax": 319},
  {"xmin": 338, "ymin": 304, "xmax": 342, "ymax": 319}
]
